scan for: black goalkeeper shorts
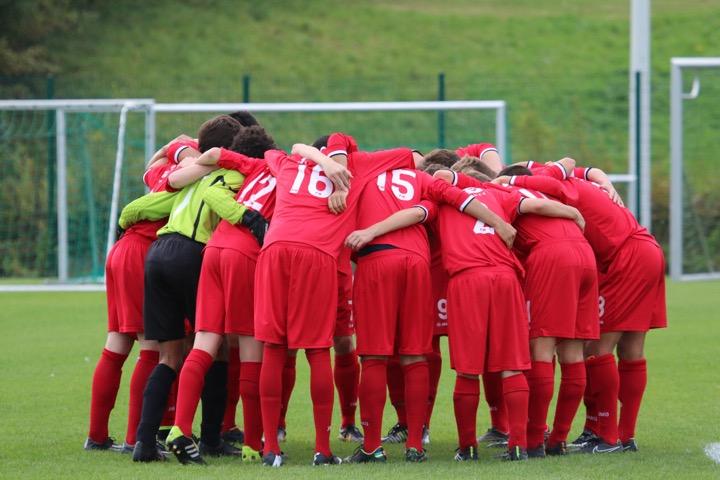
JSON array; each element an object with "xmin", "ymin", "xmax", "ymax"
[{"xmin": 143, "ymin": 233, "xmax": 204, "ymax": 342}]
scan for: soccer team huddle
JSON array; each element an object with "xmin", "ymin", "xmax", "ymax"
[{"xmin": 85, "ymin": 110, "xmax": 667, "ymax": 467}]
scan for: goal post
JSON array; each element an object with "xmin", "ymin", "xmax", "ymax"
[{"xmin": 669, "ymin": 58, "xmax": 720, "ymax": 281}]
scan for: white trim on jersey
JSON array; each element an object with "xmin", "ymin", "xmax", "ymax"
[
  {"xmin": 415, "ymin": 204, "xmax": 430, "ymax": 223},
  {"xmin": 552, "ymin": 161, "xmax": 568, "ymax": 179},
  {"xmin": 326, "ymin": 149, "xmax": 348, "ymax": 158},
  {"xmin": 459, "ymin": 195, "xmax": 474, "ymax": 212},
  {"xmin": 174, "ymin": 145, "xmax": 189, "ymax": 164},
  {"xmin": 479, "ymin": 147, "xmax": 498, "ymax": 158},
  {"xmin": 451, "ymin": 170, "xmax": 458, "ymax": 186}
]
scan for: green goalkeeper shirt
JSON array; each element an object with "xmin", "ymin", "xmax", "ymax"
[{"xmin": 157, "ymin": 168, "xmax": 246, "ymax": 244}]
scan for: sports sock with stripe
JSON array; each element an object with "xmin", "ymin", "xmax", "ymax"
[
  {"xmin": 453, "ymin": 375, "xmax": 480, "ymax": 449},
  {"xmin": 548, "ymin": 361, "xmax": 586, "ymax": 446},
  {"xmin": 618, "ymin": 358, "xmax": 647, "ymax": 443},
  {"xmin": 278, "ymin": 354, "xmax": 296, "ymax": 430},
  {"xmin": 526, "ymin": 361, "xmax": 554, "ymax": 449},
  {"xmin": 173, "ymin": 348, "xmax": 213, "ymax": 437},
  {"xmin": 239, "ymin": 361, "xmax": 262, "ymax": 451},
  {"xmin": 222, "ymin": 346, "xmax": 241, "ymax": 433},
  {"xmin": 387, "ymin": 355, "xmax": 407, "ymax": 426},
  {"xmin": 260, "ymin": 344, "xmax": 286, "ymax": 455},
  {"xmin": 333, "ymin": 350, "xmax": 360, "ymax": 428},
  {"xmin": 359, "ymin": 358, "xmax": 387, "ymax": 451},
  {"xmin": 482, "ymin": 371, "xmax": 508, "ymax": 433},
  {"xmin": 403, "ymin": 360, "xmax": 429, "ymax": 451},
  {"xmin": 136, "ymin": 363, "xmax": 177, "ymax": 445},
  {"xmin": 586, "ymin": 354, "xmax": 619, "ymax": 445},
  {"xmin": 88, "ymin": 348, "xmax": 128, "ymax": 442},
  {"xmin": 307, "ymin": 348, "xmax": 334, "ymax": 457},
  {"xmin": 200, "ymin": 360, "xmax": 228, "ymax": 446},
  {"xmin": 126, "ymin": 349, "xmax": 159, "ymax": 445},
  {"xmin": 503, "ymin": 372, "xmax": 530, "ymax": 450}
]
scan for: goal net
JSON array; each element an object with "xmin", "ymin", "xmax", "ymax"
[{"xmin": 670, "ymin": 58, "xmax": 720, "ymax": 281}]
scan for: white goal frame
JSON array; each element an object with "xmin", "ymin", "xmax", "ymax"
[{"xmin": 669, "ymin": 57, "xmax": 720, "ymax": 281}]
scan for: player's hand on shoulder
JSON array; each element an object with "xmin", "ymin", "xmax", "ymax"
[
  {"xmin": 322, "ymin": 162, "xmax": 352, "ymax": 191},
  {"xmin": 328, "ymin": 190, "xmax": 348, "ymax": 214},
  {"xmin": 571, "ymin": 207, "xmax": 586, "ymax": 231},
  {"xmin": 345, "ymin": 229, "xmax": 375, "ymax": 251},
  {"xmin": 601, "ymin": 184, "xmax": 624, "ymax": 207},
  {"xmin": 496, "ymin": 221, "xmax": 516, "ymax": 248}
]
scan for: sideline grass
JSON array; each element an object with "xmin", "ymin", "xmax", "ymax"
[{"xmin": 0, "ymin": 280, "xmax": 718, "ymax": 479}]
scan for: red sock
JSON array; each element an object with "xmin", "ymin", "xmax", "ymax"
[
  {"xmin": 548, "ymin": 361, "xmax": 586, "ymax": 446},
  {"xmin": 260, "ymin": 344, "xmax": 286, "ymax": 455},
  {"xmin": 333, "ymin": 350, "xmax": 359, "ymax": 428},
  {"xmin": 222, "ymin": 347, "xmax": 241, "ymax": 432},
  {"xmin": 279, "ymin": 354, "xmax": 296, "ymax": 429},
  {"xmin": 307, "ymin": 348, "xmax": 334, "ymax": 457},
  {"xmin": 526, "ymin": 361, "xmax": 554, "ymax": 449},
  {"xmin": 387, "ymin": 355, "xmax": 407, "ymax": 425},
  {"xmin": 125, "ymin": 349, "xmax": 159, "ymax": 445},
  {"xmin": 586, "ymin": 354, "xmax": 619, "ymax": 445},
  {"xmin": 174, "ymin": 349, "xmax": 213, "ymax": 437},
  {"xmin": 359, "ymin": 358, "xmax": 387, "ymax": 451},
  {"xmin": 239, "ymin": 361, "xmax": 263, "ymax": 451},
  {"xmin": 582, "ymin": 362, "xmax": 598, "ymax": 434},
  {"xmin": 88, "ymin": 348, "xmax": 128, "ymax": 442},
  {"xmin": 503, "ymin": 373, "xmax": 529, "ymax": 450},
  {"xmin": 426, "ymin": 337, "xmax": 442, "ymax": 428},
  {"xmin": 161, "ymin": 378, "xmax": 178, "ymax": 427},
  {"xmin": 482, "ymin": 371, "xmax": 508, "ymax": 433},
  {"xmin": 403, "ymin": 361, "xmax": 429, "ymax": 450},
  {"xmin": 453, "ymin": 375, "xmax": 479, "ymax": 449},
  {"xmin": 618, "ymin": 358, "xmax": 647, "ymax": 443}
]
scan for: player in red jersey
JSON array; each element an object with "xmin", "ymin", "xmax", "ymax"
[
  {"xmin": 84, "ymin": 135, "xmax": 199, "ymax": 453},
  {"xmin": 164, "ymin": 126, "xmax": 276, "ymax": 465},
  {"xmin": 502, "ymin": 159, "xmax": 666, "ymax": 453},
  {"xmin": 491, "ymin": 164, "xmax": 599, "ymax": 457}
]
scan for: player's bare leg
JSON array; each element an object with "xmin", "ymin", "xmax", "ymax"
[
  {"xmin": 333, "ymin": 335, "xmax": 362, "ymax": 442},
  {"xmin": 238, "ymin": 335, "xmax": 263, "ymax": 461},
  {"xmin": 399, "ymin": 354, "xmax": 429, "ymax": 462},
  {"xmin": 616, "ymin": 331, "xmax": 647, "ymax": 451},
  {"xmin": 86, "ymin": 331, "xmax": 134, "ymax": 451},
  {"xmin": 500, "ymin": 370, "xmax": 530, "ymax": 460}
]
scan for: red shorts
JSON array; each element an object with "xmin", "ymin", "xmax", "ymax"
[
  {"xmin": 599, "ymin": 236, "xmax": 667, "ymax": 333},
  {"xmin": 431, "ymin": 262, "xmax": 449, "ymax": 337},
  {"xmin": 195, "ymin": 246, "xmax": 256, "ymax": 336},
  {"xmin": 334, "ymin": 265, "xmax": 354, "ymax": 337},
  {"xmin": 525, "ymin": 240, "xmax": 599, "ymax": 340},
  {"xmin": 354, "ymin": 251, "xmax": 433, "ymax": 356},
  {"xmin": 106, "ymin": 232, "xmax": 153, "ymax": 334},
  {"xmin": 254, "ymin": 242, "xmax": 337, "ymax": 349},
  {"xmin": 447, "ymin": 267, "xmax": 531, "ymax": 375}
]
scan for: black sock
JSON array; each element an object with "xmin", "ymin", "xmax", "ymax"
[
  {"xmin": 136, "ymin": 364, "xmax": 176, "ymax": 445},
  {"xmin": 200, "ymin": 361, "xmax": 228, "ymax": 446}
]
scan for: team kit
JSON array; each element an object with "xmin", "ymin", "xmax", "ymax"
[{"xmin": 84, "ymin": 111, "xmax": 667, "ymax": 467}]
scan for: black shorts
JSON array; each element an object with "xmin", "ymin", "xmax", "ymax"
[{"xmin": 143, "ymin": 233, "xmax": 204, "ymax": 342}]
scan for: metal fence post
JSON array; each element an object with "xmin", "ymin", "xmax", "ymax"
[{"xmin": 55, "ymin": 109, "xmax": 68, "ymax": 282}]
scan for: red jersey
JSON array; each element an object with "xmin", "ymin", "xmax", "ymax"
[
  {"xmin": 206, "ymin": 149, "xmax": 277, "ymax": 260},
  {"xmin": 355, "ymin": 169, "xmax": 474, "ymax": 262},
  {"xmin": 455, "ymin": 143, "xmax": 498, "ymax": 159},
  {"xmin": 511, "ymin": 165, "xmax": 654, "ymax": 270},
  {"xmin": 262, "ymin": 135, "xmax": 415, "ymax": 259},
  {"xmin": 436, "ymin": 173, "xmax": 524, "ymax": 276}
]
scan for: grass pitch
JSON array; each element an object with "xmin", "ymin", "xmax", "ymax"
[{"xmin": 0, "ymin": 280, "xmax": 718, "ymax": 479}]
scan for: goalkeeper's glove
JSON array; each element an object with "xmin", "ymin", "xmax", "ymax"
[{"xmin": 241, "ymin": 209, "xmax": 269, "ymax": 246}]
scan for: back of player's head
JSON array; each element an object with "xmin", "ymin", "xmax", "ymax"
[
  {"xmin": 461, "ymin": 169, "xmax": 492, "ymax": 183},
  {"xmin": 497, "ymin": 165, "xmax": 533, "ymax": 177},
  {"xmin": 422, "ymin": 163, "xmax": 451, "ymax": 175},
  {"xmin": 230, "ymin": 126, "xmax": 277, "ymax": 158},
  {"xmin": 312, "ymin": 135, "xmax": 330, "ymax": 150},
  {"xmin": 229, "ymin": 110, "xmax": 260, "ymax": 127},
  {"xmin": 197, "ymin": 115, "xmax": 242, "ymax": 152},
  {"xmin": 422, "ymin": 149, "xmax": 460, "ymax": 169},
  {"xmin": 452, "ymin": 156, "xmax": 497, "ymax": 179}
]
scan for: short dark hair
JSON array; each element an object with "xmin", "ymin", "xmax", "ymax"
[
  {"xmin": 230, "ymin": 126, "xmax": 277, "ymax": 158},
  {"xmin": 452, "ymin": 156, "xmax": 497, "ymax": 179},
  {"xmin": 312, "ymin": 135, "xmax": 330, "ymax": 150},
  {"xmin": 497, "ymin": 165, "xmax": 533, "ymax": 177},
  {"xmin": 422, "ymin": 149, "xmax": 460, "ymax": 169},
  {"xmin": 197, "ymin": 115, "xmax": 242, "ymax": 152},
  {"xmin": 229, "ymin": 111, "xmax": 260, "ymax": 127},
  {"xmin": 422, "ymin": 163, "xmax": 450, "ymax": 175}
]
